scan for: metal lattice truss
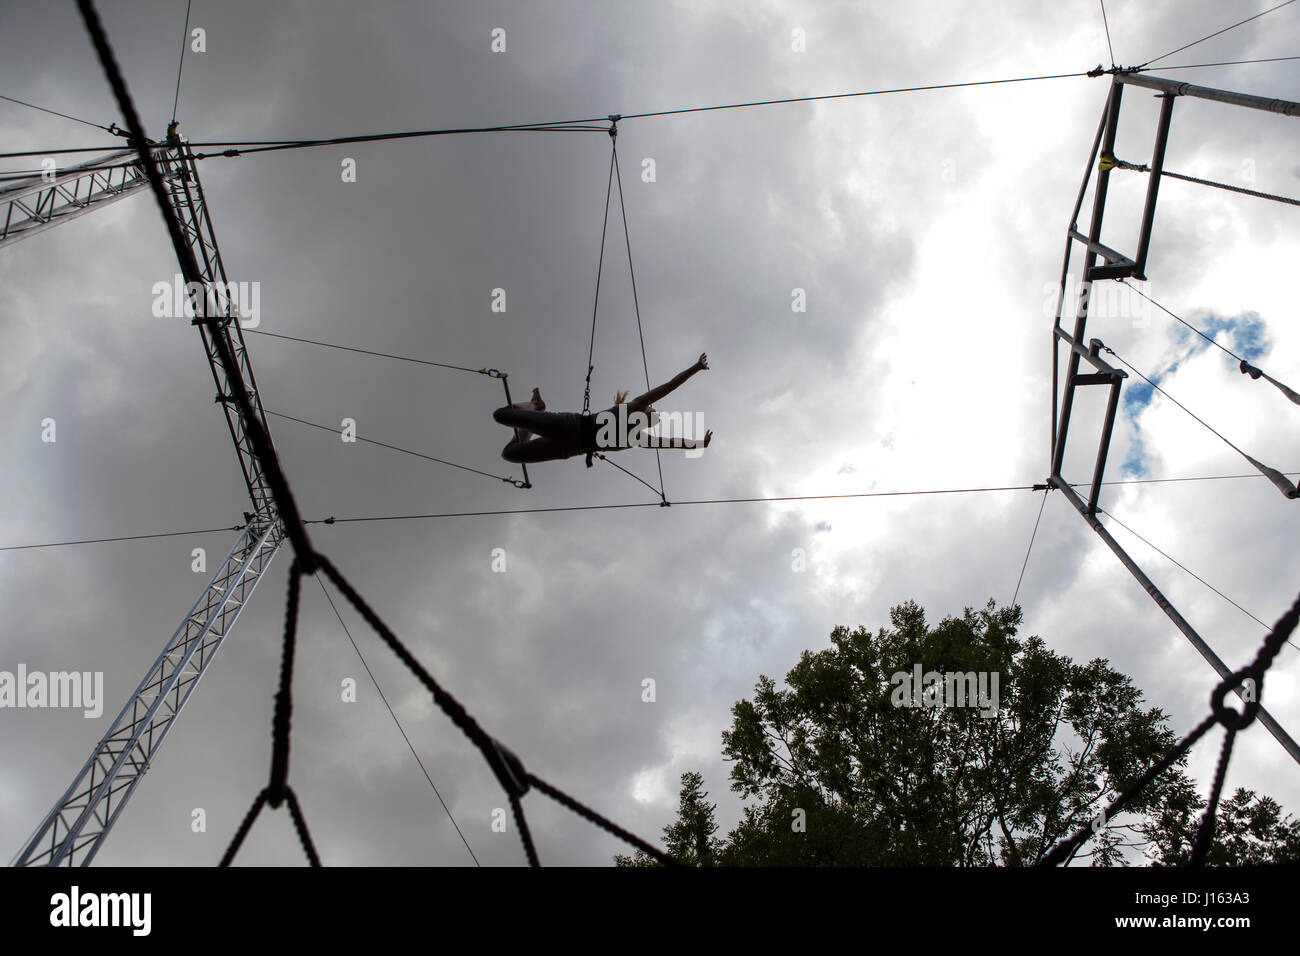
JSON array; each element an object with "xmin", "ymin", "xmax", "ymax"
[
  {"xmin": 0, "ymin": 142, "xmax": 277, "ymax": 517},
  {"xmin": 10, "ymin": 141, "xmax": 289, "ymax": 865},
  {"xmin": 1050, "ymin": 72, "xmax": 1300, "ymax": 765},
  {"xmin": 16, "ymin": 522, "xmax": 283, "ymax": 866},
  {"xmin": 0, "ymin": 146, "xmax": 164, "ymax": 250},
  {"xmin": 160, "ymin": 144, "xmax": 279, "ymax": 518}
]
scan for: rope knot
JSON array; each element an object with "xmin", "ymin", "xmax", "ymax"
[
  {"xmin": 1211, "ymin": 666, "xmax": 1261, "ymax": 732},
  {"xmin": 490, "ymin": 738, "xmax": 531, "ymax": 799}
]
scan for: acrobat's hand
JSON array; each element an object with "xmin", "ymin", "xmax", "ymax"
[
  {"xmin": 696, "ymin": 352, "xmax": 709, "ymax": 371},
  {"xmin": 703, "ymin": 429, "xmax": 713, "ymax": 448}
]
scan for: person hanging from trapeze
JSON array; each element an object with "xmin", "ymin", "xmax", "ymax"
[{"xmin": 493, "ymin": 353, "xmax": 712, "ymax": 465}]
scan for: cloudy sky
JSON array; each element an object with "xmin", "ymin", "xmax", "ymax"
[{"xmin": 2, "ymin": 0, "xmax": 1298, "ymax": 866}]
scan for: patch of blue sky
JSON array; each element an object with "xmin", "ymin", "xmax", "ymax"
[
  {"xmin": 1222, "ymin": 312, "xmax": 1270, "ymax": 363},
  {"xmin": 1117, "ymin": 311, "xmax": 1271, "ymax": 478},
  {"xmin": 1177, "ymin": 311, "xmax": 1272, "ymax": 366},
  {"xmin": 1121, "ymin": 379, "xmax": 1155, "ymax": 478},
  {"xmin": 1123, "ymin": 380, "xmax": 1155, "ymax": 419},
  {"xmin": 1122, "ymin": 434, "xmax": 1150, "ymax": 478}
]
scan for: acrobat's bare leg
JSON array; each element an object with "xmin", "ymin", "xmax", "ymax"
[{"xmin": 510, "ymin": 388, "xmax": 546, "ymax": 442}]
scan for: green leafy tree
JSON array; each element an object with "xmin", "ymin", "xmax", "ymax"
[
  {"xmin": 1142, "ymin": 787, "xmax": 1300, "ymax": 864},
  {"xmin": 617, "ymin": 599, "xmax": 1300, "ymax": 866},
  {"xmin": 615, "ymin": 771, "xmax": 722, "ymax": 867}
]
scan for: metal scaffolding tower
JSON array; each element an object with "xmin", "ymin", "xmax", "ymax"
[
  {"xmin": 0, "ymin": 147, "xmax": 160, "ymax": 250},
  {"xmin": 17, "ymin": 523, "xmax": 282, "ymax": 866},
  {"xmin": 1049, "ymin": 71, "xmax": 1300, "ymax": 765},
  {"xmin": 10, "ymin": 141, "xmax": 287, "ymax": 865}
]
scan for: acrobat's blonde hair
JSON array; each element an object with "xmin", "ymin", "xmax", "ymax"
[{"xmin": 614, "ymin": 389, "xmax": 631, "ymax": 406}]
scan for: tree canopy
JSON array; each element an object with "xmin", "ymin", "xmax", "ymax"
[{"xmin": 617, "ymin": 599, "xmax": 1300, "ymax": 866}]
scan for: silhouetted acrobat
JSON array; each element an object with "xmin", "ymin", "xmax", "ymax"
[{"xmin": 493, "ymin": 353, "xmax": 712, "ymax": 465}]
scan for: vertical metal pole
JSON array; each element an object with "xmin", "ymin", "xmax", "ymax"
[
  {"xmin": 499, "ymin": 374, "xmax": 531, "ymax": 489},
  {"xmin": 1088, "ymin": 341, "xmax": 1123, "ymax": 515},
  {"xmin": 1052, "ymin": 108, "xmax": 1108, "ymax": 473},
  {"xmin": 1053, "ymin": 80, "xmax": 1124, "ymax": 479},
  {"xmin": 1132, "ymin": 94, "xmax": 1175, "ymax": 279},
  {"xmin": 1052, "ymin": 236, "xmax": 1069, "ymax": 472}
]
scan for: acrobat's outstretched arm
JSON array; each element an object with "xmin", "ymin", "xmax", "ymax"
[{"xmin": 629, "ymin": 353, "xmax": 708, "ymax": 411}]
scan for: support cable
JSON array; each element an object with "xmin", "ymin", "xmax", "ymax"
[
  {"xmin": 1101, "ymin": 470, "xmax": 1300, "ymax": 487},
  {"xmin": 582, "ymin": 131, "xmax": 617, "ymax": 416},
  {"xmin": 1101, "ymin": 344, "xmax": 1298, "ymax": 499},
  {"xmin": 308, "ymin": 484, "xmax": 1045, "ymax": 528},
  {"xmin": 243, "ymin": 327, "xmax": 497, "ymax": 376},
  {"xmin": 592, "ymin": 452, "xmax": 665, "ymax": 499},
  {"xmin": 6, "ymin": 473, "xmax": 1300, "ymax": 553},
  {"xmin": 1, "ymin": 67, "xmax": 1097, "ymax": 164},
  {"xmin": 1160, "ymin": 55, "xmax": 1300, "ymax": 71},
  {"xmin": 0, "ymin": 524, "xmax": 241, "ymax": 552},
  {"xmin": 243, "ymin": 330, "xmax": 529, "ymax": 483},
  {"xmin": 316, "ymin": 576, "xmax": 480, "ymax": 865},
  {"xmin": 1157, "ymin": 168, "xmax": 1300, "ymax": 207},
  {"xmin": 191, "ymin": 124, "xmax": 608, "ymax": 159},
  {"xmin": 264, "ymin": 408, "xmax": 528, "ymax": 488},
  {"xmin": 615, "ymin": 70, "xmax": 1094, "ymax": 121},
  {"xmin": 0, "ymin": 93, "xmax": 114, "ymax": 132},
  {"xmin": 1137, "ymin": 1, "xmax": 1297, "ymax": 68},
  {"xmin": 0, "ymin": 145, "xmax": 131, "ymax": 159},
  {"xmin": 170, "ymin": 0, "xmax": 193, "ymax": 127},
  {"xmin": 192, "ymin": 70, "xmax": 1094, "ymax": 153},
  {"xmin": 0, "ymin": 128, "xmax": 604, "ymax": 161},
  {"xmin": 1011, "ymin": 488, "xmax": 1049, "ymax": 607},
  {"xmin": 1098, "ymin": 506, "xmax": 1297, "ymax": 649},
  {"xmin": 1119, "ymin": 280, "xmax": 1300, "ymax": 405},
  {"xmin": 612, "ymin": 131, "xmax": 668, "ymax": 505},
  {"xmin": 298, "ymin": 472, "xmax": 1300, "ymax": 528},
  {"xmin": 1099, "ymin": 0, "xmax": 1117, "ymax": 68},
  {"xmin": 1103, "ymin": 153, "xmax": 1300, "ymax": 207}
]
